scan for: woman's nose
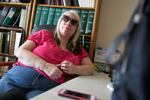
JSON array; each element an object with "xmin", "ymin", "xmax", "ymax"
[{"xmin": 66, "ymin": 20, "xmax": 72, "ymax": 26}]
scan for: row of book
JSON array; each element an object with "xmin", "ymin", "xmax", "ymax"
[
  {"xmin": 0, "ymin": 31, "xmax": 24, "ymax": 55},
  {"xmin": 38, "ymin": 0, "xmax": 94, "ymax": 7},
  {"xmin": 34, "ymin": 6, "xmax": 95, "ymax": 35},
  {"xmin": 0, "ymin": 6, "xmax": 28, "ymax": 29}
]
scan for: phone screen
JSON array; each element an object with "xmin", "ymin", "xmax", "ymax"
[
  {"xmin": 58, "ymin": 89, "xmax": 96, "ymax": 100},
  {"xmin": 64, "ymin": 89, "xmax": 91, "ymax": 99}
]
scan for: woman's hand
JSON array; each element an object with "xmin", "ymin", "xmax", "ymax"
[
  {"xmin": 60, "ymin": 60, "xmax": 77, "ymax": 75},
  {"xmin": 41, "ymin": 63, "xmax": 63, "ymax": 80}
]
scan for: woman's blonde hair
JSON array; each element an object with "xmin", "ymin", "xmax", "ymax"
[{"xmin": 54, "ymin": 10, "xmax": 81, "ymax": 54}]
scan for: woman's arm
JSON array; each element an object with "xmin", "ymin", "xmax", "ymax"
[
  {"xmin": 15, "ymin": 40, "xmax": 63, "ymax": 80},
  {"xmin": 15, "ymin": 40, "xmax": 47, "ymax": 68},
  {"xmin": 60, "ymin": 57, "xmax": 95, "ymax": 75}
]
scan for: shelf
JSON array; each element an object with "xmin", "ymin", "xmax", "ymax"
[
  {"xmin": 37, "ymin": 4, "xmax": 95, "ymax": 10},
  {"xmin": 0, "ymin": 26, "xmax": 24, "ymax": 32},
  {"xmin": 0, "ymin": 2, "xmax": 29, "ymax": 7}
]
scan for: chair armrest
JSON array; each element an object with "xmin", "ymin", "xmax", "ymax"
[{"xmin": 0, "ymin": 61, "xmax": 16, "ymax": 67}]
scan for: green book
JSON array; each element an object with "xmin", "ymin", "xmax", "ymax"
[
  {"xmin": 0, "ymin": 6, "xmax": 10, "ymax": 25},
  {"xmin": 39, "ymin": 6, "xmax": 49, "ymax": 25},
  {"xmin": 1, "ymin": 32, "xmax": 9, "ymax": 54},
  {"xmin": 61, "ymin": 8, "xmax": 69, "ymax": 13},
  {"xmin": 75, "ymin": 9, "xmax": 81, "ymax": 19},
  {"xmin": 85, "ymin": 10, "xmax": 95, "ymax": 35},
  {"xmin": 2, "ymin": 7, "xmax": 20, "ymax": 25},
  {"xmin": 47, "ymin": 8, "xmax": 55, "ymax": 25},
  {"xmin": 34, "ymin": 6, "xmax": 42, "ymax": 27},
  {"xmin": 80, "ymin": 9, "xmax": 89, "ymax": 34},
  {"xmin": 53, "ymin": 8, "xmax": 62, "ymax": 25},
  {"xmin": 83, "ymin": 37, "xmax": 91, "ymax": 53}
]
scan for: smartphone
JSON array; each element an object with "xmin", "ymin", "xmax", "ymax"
[{"xmin": 58, "ymin": 88, "xmax": 96, "ymax": 100}]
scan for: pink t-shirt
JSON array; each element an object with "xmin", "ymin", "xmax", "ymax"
[{"xmin": 14, "ymin": 30, "xmax": 88, "ymax": 83}]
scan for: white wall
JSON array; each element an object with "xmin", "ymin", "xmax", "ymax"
[{"xmin": 96, "ymin": 0, "xmax": 139, "ymax": 49}]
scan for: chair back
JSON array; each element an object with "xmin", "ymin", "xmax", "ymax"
[{"xmin": 31, "ymin": 25, "xmax": 56, "ymax": 34}]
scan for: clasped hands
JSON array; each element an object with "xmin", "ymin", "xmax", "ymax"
[{"xmin": 42, "ymin": 60, "xmax": 77, "ymax": 80}]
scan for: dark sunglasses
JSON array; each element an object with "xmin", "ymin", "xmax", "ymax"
[{"xmin": 62, "ymin": 15, "xmax": 79, "ymax": 26}]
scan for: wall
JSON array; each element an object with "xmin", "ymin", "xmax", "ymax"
[{"xmin": 96, "ymin": 0, "xmax": 139, "ymax": 50}]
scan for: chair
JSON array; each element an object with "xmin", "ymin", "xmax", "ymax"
[{"xmin": 0, "ymin": 25, "xmax": 56, "ymax": 77}]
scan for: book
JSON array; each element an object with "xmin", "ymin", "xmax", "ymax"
[
  {"xmin": 9, "ymin": 30, "xmax": 16, "ymax": 55},
  {"xmin": 39, "ymin": 6, "xmax": 49, "ymax": 25},
  {"xmin": 33, "ymin": 6, "xmax": 42, "ymax": 27},
  {"xmin": 80, "ymin": 36, "xmax": 91, "ymax": 53},
  {"xmin": 53, "ymin": 8, "xmax": 62, "ymax": 25},
  {"xmin": 1, "ymin": 32, "xmax": 10, "ymax": 54},
  {"xmin": 9, "ymin": 8, "xmax": 21, "ymax": 26},
  {"xmin": 72, "ymin": 0, "xmax": 79, "ymax": 6},
  {"xmin": 0, "ymin": 6, "xmax": 10, "ymax": 25},
  {"xmin": 80, "ymin": 9, "xmax": 89, "ymax": 34},
  {"xmin": 75, "ymin": 9, "xmax": 81, "ymax": 17},
  {"xmin": 85, "ymin": 10, "xmax": 95, "ymax": 35},
  {"xmin": 2, "ymin": 7, "xmax": 21, "ymax": 25},
  {"xmin": 78, "ymin": 0, "xmax": 84, "ymax": 7},
  {"xmin": 61, "ymin": 8, "xmax": 69, "ymax": 13},
  {"xmin": 14, "ymin": 32, "xmax": 22, "ymax": 54},
  {"xmin": 63, "ymin": 0, "xmax": 71, "ymax": 6},
  {"xmin": 19, "ymin": 8, "xmax": 28, "ymax": 29},
  {"xmin": 47, "ymin": 8, "xmax": 55, "ymax": 25}
]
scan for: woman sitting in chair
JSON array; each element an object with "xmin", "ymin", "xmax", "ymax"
[{"xmin": 0, "ymin": 10, "xmax": 95, "ymax": 99}]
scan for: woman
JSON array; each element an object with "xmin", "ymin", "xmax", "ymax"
[{"xmin": 0, "ymin": 10, "xmax": 95, "ymax": 99}]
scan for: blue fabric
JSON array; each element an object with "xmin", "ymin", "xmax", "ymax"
[{"xmin": 0, "ymin": 66, "xmax": 60, "ymax": 99}]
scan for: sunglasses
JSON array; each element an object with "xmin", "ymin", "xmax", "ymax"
[{"xmin": 62, "ymin": 15, "xmax": 79, "ymax": 26}]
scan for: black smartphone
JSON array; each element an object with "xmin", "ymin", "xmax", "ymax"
[{"xmin": 58, "ymin": 88, "xmax": 96, "ymax": 100}]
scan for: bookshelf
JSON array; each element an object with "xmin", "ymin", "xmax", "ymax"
[
  {"xmin": 0, "ymin": 1, "xmax": 33, "ymax": 76},
  {"xmin": 29, "ymin": 0, "xmax": 101, "ymax": 61},
  {"xmin": 0, "ymin": 1, "xmax": 33, "ymax": 38}
]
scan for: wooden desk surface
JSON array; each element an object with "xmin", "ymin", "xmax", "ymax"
[{"xmin": 31, "ymin": 72, "xmax": 112, "ymax": 100}]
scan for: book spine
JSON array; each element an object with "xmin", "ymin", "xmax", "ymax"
[
  {"xmin": 75, "ymin": 9, "xmax": 81, "ymax": 18},
  {"xmin": 2, "ymin": 7, "xmax": 18, "ymax": 25},
  {"xmin": 83, "ymin": 36, "xmax": 91, "ymax": 53},
  {"xmin": 9, "ymin": 30, "xmax": 16, "ymax": 55},
  {"xmin": 80, "ymin": 9, "xmax": 89, "ymax": 34},
  {"xmin": 33, "ymin": 6, "xmax": 42, "ymax": 28},
  {"xmin": 19, "ymin": 8, "xmax": 27, "ymax": 29},
  {"xmin": 63, "ymin": 0, "xmax": 71, "ymax": 6},
  {"xmin": 9, "ymin": 8, "xmax": 21, "ymax": 26},
  {"xmin": 47, "ymin": 8, "xmax": 56, "ymax": 25},
  {"xmin": 53, "ymin": 8, "xmax": 62, "ymax": 25},
  {"xmin": 73, "ymin": 0, "xmax": 79, "ymax": 6},
  {"xmin": 85, "ymin": 10, "xmax": 95, "ymax": 35},
  {"xmin": 1, "ymin": 32, "xmax": 9, "ymax": 54},
  {"xmin": 39, "ymin": 6, "xmax": 49, "ymax": 25},
  {"xmin": 14, "ymin": 32, "xmax": 22, "ymax": 54},
  {"xmin": 61, "ymin": 8, "xmax": 68, "ymax": 13},
  {"xmin": 0, "ymin": 6, "xmax": 10, "ymax": 25}
]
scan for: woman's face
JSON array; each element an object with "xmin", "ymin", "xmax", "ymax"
[{"xmin": 59, "ymin": 13, "xmax": 78, "ymax": 40}]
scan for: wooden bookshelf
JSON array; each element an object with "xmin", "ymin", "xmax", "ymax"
[
  {"xmin": 28, "ymin": 0, "xmax": 101, "ymax": 61},
  {"xmin": 0, "ymin": 1, "xmax": 33, "ymax": 38}
]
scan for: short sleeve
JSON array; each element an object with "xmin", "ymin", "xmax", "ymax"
[
  {"xmin": 79, "ymin": 45, "xmax": 89, "ymax": 61},
  {"xmin": 28, "ymin": 29, "xmax": 53, "ymax": 45}
]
